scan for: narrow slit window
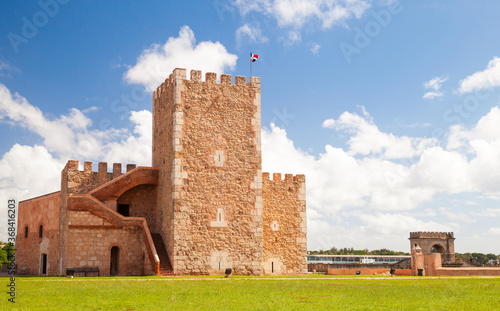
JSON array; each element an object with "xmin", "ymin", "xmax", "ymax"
[
  {"xmin": 39, "ymin": 225, "xmax": 43, "ymax": 238},
  {"xmin": 25, "ymin": 226, "xmax": 28, "ymax": 238}
]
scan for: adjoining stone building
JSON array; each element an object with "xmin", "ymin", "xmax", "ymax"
[
  {"xmin": 410, "ymin": 231, "xmax": 500, "ymax": 276},
  {"xmin": 16, "ymin": 68, "xmax": 307, "ymax": 276}
]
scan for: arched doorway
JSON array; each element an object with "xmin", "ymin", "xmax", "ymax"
[
  {"xmin": 40, "ymin": 254, "xmax": 47, "ymax": 275},
  {"xmin": 430, "ymin": 244, "xmax": 445, "ymax": 255},
  {"xmin": 110, "ymin": 246, "xmax": 120, "ymax": 276}
]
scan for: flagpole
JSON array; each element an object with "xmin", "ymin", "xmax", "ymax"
[{"xmin": 250, "ymin": 52, "xmax": 252, "ymax": 77}]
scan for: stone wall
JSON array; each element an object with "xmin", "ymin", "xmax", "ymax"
[
  {"xmin": 420, "ymin": 253, "xmax": 500, "ymax": 276},
  {"xmin": 58, "ymin": 160, "xmax": 136, "ymax": 275},
  {"xmin": 153, "ymin": 69, "xmax": 264, "ymax": 275},
  {"xmin": 152, "ymin": 71, "xmax": 177, "ymax": 265},
  {"xmin": 16, "ymin": 192, "xmax": 60, "ymax": 275},
  {"xmin": 117, "ymin": 184, "xmax": 160, "ymax": 234},
  {"xmin": 66, "ymin": 226, "xmax": 148, "ymax": 276},
  {"xmin": 57, "ymin": 161, "xmax": 158, "ymax": 276},
  {"xmin": 262, "ymin": 173, "xmax": 307, "ymax": 275}
]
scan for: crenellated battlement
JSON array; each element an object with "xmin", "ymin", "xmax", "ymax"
[
  {"xmin": 63, "ymin": 160, "xmax": 137, "ymax": 194},
  {"xmin": 153, "ymin": 68, "xmax": 261, "ymax": 99},
  {"xmin": 65, "ymin": 160, "xmax": 137, "ymax": 174},
  {"xmin": 410, "ymin": 232, "xmax": 454, "ymax": 239},
  {"xmin": 262, "ymin": 172, "xmax": 306, "ymax": 183}
]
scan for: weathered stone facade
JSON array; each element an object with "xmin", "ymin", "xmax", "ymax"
[
  {"xmin": 16, "ymin": 68, "xmax": 307, "ymax": 276},
  {"xmin": 263, "ymin": 173, "xmax": 307, "ymax": 275},
  {"xmin": 15, "ymin": 192, "xmax": 60, "ymax": 276}
]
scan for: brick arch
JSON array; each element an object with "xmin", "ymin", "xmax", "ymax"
[
  {"xmin": 89, "ymin": 167, "xmax": 159, "ymax": 202},
  {"xmin": 107, "ymin": 242, "xmax": 124, "ymax": 252},
  {"xmin": 430, "ymin": 243, "xmax": 446, "ymax": 254}
]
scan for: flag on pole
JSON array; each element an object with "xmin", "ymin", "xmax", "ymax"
[{"xmin": 250, "ymin": 53, "xmax": 259, "ymax": 62}]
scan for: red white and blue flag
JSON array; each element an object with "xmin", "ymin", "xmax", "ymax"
[{"xmin": 250, "ymin": 53, "xmax": 259, "ymax": 62}]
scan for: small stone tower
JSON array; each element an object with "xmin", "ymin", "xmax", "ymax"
[{"xmin": 409, "ymin": 232, "xmax": 455, "ymax": 263}]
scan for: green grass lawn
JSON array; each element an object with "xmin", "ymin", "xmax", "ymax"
[{"xmin": 1, "ymin": 275, "xmax": 499, "ymax": 310}]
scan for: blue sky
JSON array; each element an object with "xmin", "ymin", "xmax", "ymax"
[{"xmin": 1, "ymin": 0, "xmax": 500, "ymax": 254}]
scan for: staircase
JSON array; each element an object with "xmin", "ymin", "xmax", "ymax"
[{"xmin": 152, "ymin": 234, "xmax": 174, "ymax": 275}]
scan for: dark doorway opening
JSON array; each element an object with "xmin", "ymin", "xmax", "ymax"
[
  {"xmin": 430, "ymin": 244, "xmax": 444, "ymax": 254},
  {"xmin": 117, "ymin": 204, "xmax": 130, "ymax": 217},
  {"xmin": 41, "ymin": 254, "xmax": 47, "ymax": 275},
  {"xmin": 110, "ymin": 246, "xmax": 119, "ymax": 276}
]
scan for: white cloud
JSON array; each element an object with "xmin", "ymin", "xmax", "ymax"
[
  {"xmin": 234, "ymin": 0, "xmax": 371, "ymax": 30},
  {"xmin": 310, "ymin": 42, "xmax": 321, "ymax": 55},
  {"xmin": 103, "ymin": 110, "xmax": 152, "ymax": 165},
  {"xmin": 285, "ymin": 30, "xmax": 302, "ymax": 45},
  {"xmin": 459, "ymin": 57, "xmax": 500, "ymax": 94},
  {"xmin": 423, "ymin": 75, "xmax": 448, "ymax": 99},
  {"xmin": 357, "ymin": 213, "xmax": 455, "ymax": 237},
  {"xmin": 0, "ymin": 82, "xmax": 155, "ymax": 241},
  {"xmin": 236, "ymin": 24, "xmax": 269, "ymax": 48},
  {"xmin": 423, "ymin": 91, "xmax": 442, "ymax": 100},
  {"xmin": 0, "ymin": 83, "xmax": 128, "ymax": 159},
  {"xmin": 439, "ymin": 207, "xmax": 476, "ymax": 223},
  {"xmin": 0, "ymin": 83, "xmax": 153, "ymax": 164},
  {"xmin": 124, "ymin": 26, "xmax": 238, "ymax": 92},
  {"xmin": 322, "ymin": 108, "xmax": 437, "ymax": 159},
  {"xmin": 265, "ymin": 106, "xmax": 500, "ymax": 251},
  {"xmin": 0, "ymin": 60, "xmax": 20, "ymax": 77},
  {"xmin": 471, "ymin": 208, "xmax": 500, "ymax": 218},
  {"xmin": 489, "ymin": 227, "xmax": 500, "ymax": 235}
]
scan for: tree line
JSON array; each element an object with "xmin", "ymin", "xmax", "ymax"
[
  {"xmin": 456, "ymin": 253, "xmax": 500, "ymax": 265},
  {"xmin": 309, "ymin": 247, "xmax": 410, "ymax": 256}
]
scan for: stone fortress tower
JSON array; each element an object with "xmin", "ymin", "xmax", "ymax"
[
  {"xmin": 15, "ymin": 68, "xmax": 307, "ymax": 276},
  {"xmin": 152, "ymin": 69, "xmax": 307, "ymax": 275},
  {"xmin": 409, "ymin": 232, "xmax": 455, "ymax": 263}
]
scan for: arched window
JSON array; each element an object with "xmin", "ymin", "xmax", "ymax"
[
  {"xmin": 39, "ymin": 225, "xmax": 43, "ymax": 238},
  {"xmin": 40, "ymin": 254, "xmax": 47, "ymax": 275}
]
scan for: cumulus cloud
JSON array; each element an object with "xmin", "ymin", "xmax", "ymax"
[
  {"xmin": 124, "ymin": 26, "xmax": 238, "ymax": 92},
  {"xmin": 0, "ymin": 83, "xmax": 154, "ymax": 241},
  {"xmin": 236, "ymin": 24, "xmax": 269, "ymax": 48},
  {"xmin": 322, "ymin": 107, "xmax": 437, "ymax": 159},
  {"xmin": 233, "ymin": 0, "xmax": 370, "ymax": 30},
  {"xmin": 0, "ymin": 83, "xmax": 150, "ymax": 161},
  {"xmin": 489, "ymin": 228, "xmax": 500, "ymax": 235},
  {"xmin": 264, "ymin": 106, "xmax": 500, "ymax": 251},
  {"xmin": 423, "ymin": 75, "xmax": 448, "ymax": 99},
  {"xmin": 459, "ymin": 57, "xmax": 500, "ymax": 94}
]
